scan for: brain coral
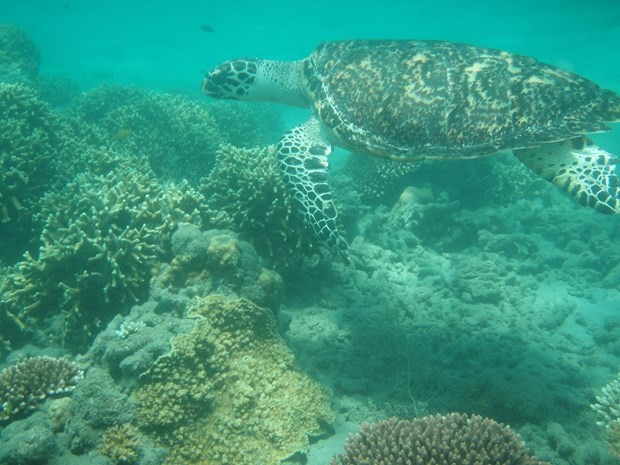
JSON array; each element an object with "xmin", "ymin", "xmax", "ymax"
[
  {"xmin": 331, "ymin": 413, "xmax": 549, "ymax": 465},
  {"xmin": 134, "ymin": 294, "xmax": 333, "ymax": 465}
]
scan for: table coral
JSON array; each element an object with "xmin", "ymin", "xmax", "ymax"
[{"xmin": 134, "ymin": 295, "xmax": 333, "ymax": 465}]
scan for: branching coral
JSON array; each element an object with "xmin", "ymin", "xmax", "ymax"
[
  {"xmin": 331, "ymin": 413, "xmax": 549, "ymax": 465},
  {"xmin": 0, "ymin": 356, "xmax": 83, "ymax": 422},
  {"xmin": 68, "ymin": 85, "xmax": 281, "ymax": 184},
  {"xmin": 200, "ymin": 144, "xmax": 320, "ymax": 268},
  {"xmin": 0, "ymin": 23, "xmax": 40, "ymax": 81},
  {"xmin": 99, "ymin": 423, "xmax": 142, "ymax": 465},
  {"xmin": 134, "ymin": 294, "xmax": 334, "ymax": 465},
  {"xmin": 0, "ymin": 161, "xmax": 205, "ymax": 350},
  {"xmin": 0, "ymin": 82, "xmax": 62, "ymax": 256},
  {"xmin": 592, "ymin": 374, "xmax": 620, "ymax": 457}
]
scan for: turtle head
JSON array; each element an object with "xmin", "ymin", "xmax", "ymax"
[
  {"xmin": 201, "ymin": 58, "xmax": 308, "ymax": 107},
  {"xmin": 201, "ymin": 59, "xmax": 258, "ymax": 100}
]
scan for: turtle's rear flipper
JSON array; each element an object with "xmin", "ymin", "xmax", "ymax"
[
  {"xmin": 277, "ymin": 116, "xmax": 350, "ymax": 262},
  {"xmin": 514, "ymin": 136, "xmax": 620, "ymax": 213}
]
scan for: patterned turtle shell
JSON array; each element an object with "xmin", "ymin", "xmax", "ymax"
[{"xmin": 301, "ymin": 40, "xmax": 619, "ymax": 161}]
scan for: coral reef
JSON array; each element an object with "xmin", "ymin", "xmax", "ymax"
[
  {"xmin": 200, "ymin": 144, "xmax": 321, "ymax": 268},
  {"xmin": 34, "ymin": 74, "xmax": 81, "ymax": 108},
  {"xmin": 0, "ymin": 23, "xmax": 40, "ymax": 81},
  {"xmin": 83, "ymin": 224, "xmax": 284, "ymax": 387},
  {"xmin": 0, "ymin": 356, "xmax": 83, "ymax": 422},
  {"xmin": 99, "ymin": 423, "xmax": 142, "ymax": 465},
  {"xmin": 331, "ymin": 413, "xmax": 549, "ymax": 465},
  {"xmin": 0, "ymin": 162, "xmax": 204, "ymax": 350},
  {"xmin": 68, "ymin": 85, "xmax": 281, "ymax": 184},
  {"xmin": 0, "ymin": 366, "xmax": 166, "ymax": 465},
  {"xmin": 66, "ymin": 367, "xmax": 138, "ymax": 449},
  {"xmin": 134, "ymin": 294, "xmax": 333, "ymax": 465},
  {"xmin": 592, "ymin": 373, "xmax": 620, "ymax": 457},
  {"xmin": 0, "ymin": 82, "xmax": 63, "ymax": 260},
  {"xmin": 161, "ymin": 224, "xmax": 283, "ymax": 310}
]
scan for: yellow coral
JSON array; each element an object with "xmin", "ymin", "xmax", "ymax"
[
  {"xmin": 207, "ymin": 233, "xmax": 241, "ymax": 271},
  {"xmin": 99, "ymin": 423, "xmax": 141, "ymax": 464},
  {"xmin": 135, "ymin": 295, "xmax": 333, "ymax": 465}
]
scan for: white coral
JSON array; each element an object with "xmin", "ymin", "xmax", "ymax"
[
  {"xmin": 115, "ymin": 319, "xmax": 146, "ymax": 339},
  {"xmin": 592, "ymin": 375, "xmax": 620, "ymax": 428}
]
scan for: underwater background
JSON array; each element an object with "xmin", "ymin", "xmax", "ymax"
[{"xmin": 1, "ymin": 1, "xmax": 620, "ymax": 464}]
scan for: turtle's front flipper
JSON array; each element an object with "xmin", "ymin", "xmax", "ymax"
[
  {"xmin": 514, "ymin": 136, "xmax": 620, "ymax": 213},
  {"xmin": 277, "ymin": 116, "xmax": 350, "ymax": 262}
]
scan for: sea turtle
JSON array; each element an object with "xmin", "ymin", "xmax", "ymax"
[{"xmin": 201, "ymin": 40, "xmax": 620, "ymax": 262}]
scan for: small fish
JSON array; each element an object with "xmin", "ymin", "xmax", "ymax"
[
  {"xmin": 114, "ymin": 128, "xmax": 133, "ymax": 140},
  {"xmin": 64, "ymin": 1, "xmax": 70, "ymax": 10},
  {"xmin": 199, "ymin": 24, "xmax": 214, "ymax": 33}
]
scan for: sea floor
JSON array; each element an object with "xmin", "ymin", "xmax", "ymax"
[{"xmin": 280, "ymin": 163, "xmax": 620, "ymax": 465}]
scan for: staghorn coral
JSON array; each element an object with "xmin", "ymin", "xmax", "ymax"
[
  {"xmin": 592, "ymin": 373, "xmax": 620, "ymax": 457},
  {"xmin": 99, "ymin": 423, "xmax": 142, "ymax": 464},
  {"xmin": 331, "ymin": 413, "xmax": 549, "ymax": 465},
  {"xmin": 0, "ymin": 161, "xmax": 205, "ymax": 350},
  {"xmin": 0, "ymin": 23, "xmax": 40, "ymax": 81},
  {"xmin": 0, "ymin": 82, "xmax": 63, "ymax": 259},
  {"xmin": 0, "ymin": 356, "xmax": 83, "ymax": 422},
  {"xmin": 200, "ymin": 144, "xmax": 320, "ymax": 268},
  {"xmin": 134, "ymin": 294, "xmax": 333, "ymax": 465}
]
